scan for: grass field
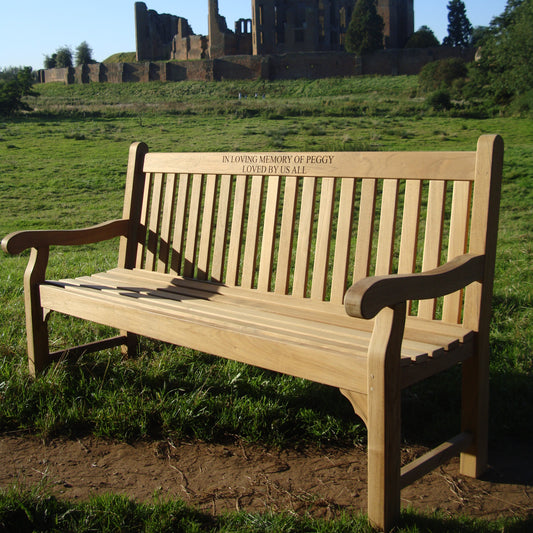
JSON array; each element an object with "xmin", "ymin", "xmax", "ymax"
[{"xmin": 0, "ymin": 76, "xmax": 531, "ymax": 531}]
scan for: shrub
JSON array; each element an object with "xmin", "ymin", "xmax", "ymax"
[
  {"xmin": 427, "ymin": 89, "xmax": 452, "ymax": 111},
  {"xmin": 405, "ymin": 26, "xmax": 440, "ymax": 48},
  {"xmin": 418, "ymin": 58, "xmax": 468, "ymax": 92},
  {"xmin": 0, "ymin": 67, "xmax": 36, "ymax": 115}
]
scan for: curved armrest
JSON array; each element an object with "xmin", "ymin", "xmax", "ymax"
[
  {"xmin": 345, "ymin": 254, "xmax": 485, "ymax": 319},
  {"xmin": 1, "ymin": 219, "xmax": 129, "ymax": 255}
]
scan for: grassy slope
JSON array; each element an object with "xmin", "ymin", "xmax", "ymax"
[{"xmin": 0, "ymin": 76, "xmax": 531, "ymax": 528}]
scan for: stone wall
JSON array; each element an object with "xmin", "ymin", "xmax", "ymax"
[
  {"xmin": 37, "ymin": 47, "xmax": 474, "ymax": 85},
  {"xmin": 361, "ymin": 46, "xmax": 476, "ymax": 76}
]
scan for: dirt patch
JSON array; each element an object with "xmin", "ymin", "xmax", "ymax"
[{"xmin": 0, "ymin": 435, "xmax": 531, "ymax": 520}]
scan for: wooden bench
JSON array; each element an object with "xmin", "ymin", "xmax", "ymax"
[{"xmin": 2, "ymin": 135, "xmax": 504, "ymax": 531}]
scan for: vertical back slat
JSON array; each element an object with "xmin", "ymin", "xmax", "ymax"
[
  {"xmin": 170, "ymin": 174, "xmax": 190, "ymax": 275},
  {"xmin": 257, "ymin": 176, "xmax": 281, "ymax": 292},
  {"xmin": 442, "ymin": 180, "xmax": 472, "ymax": 323},
  {"xmin": 183, "ymin": 174, "xmax": 203, "ymax": 278},
  {"xmin": 375, "ymin": 179, "xmax": 399, "ymax": 276},
  {"xmin": 398, "ymin": 180, "xmax": 422, "ymax": 275},
  {"xmin": 196, "ymin": 174, "xmax": 217, "ymax": 280},
  {"xmin": 242, "ymin": 175, "xmax": 265, "ymax": 289},
  {"xmin": 136, "ymin": 174, "xmax": 152, "ymax": 269},
  {"xmin": 157, "ymin": 173, "xmax": 176, "ymax": 273},
  {"xmin": 145, "ymin": 173, "xmax": 164, "ymax": 271},
  {"xmin": 354, "ymin": 179, "xmax": 377, "ymax": 282},
  {"xmin": 418, "ymin": 180, "xmax": 447, "ymax": 319},
  {"xmin": 292, "ymin": 177, "xmax": 317, "ymax": 298},
  {"xmin": 311, "ymin": 177, "xmax": 336, "ymax": 301},
  {"xmin": 275, "ymin": 176, "xmax": 298, "ymax": 295},
  {"xmin": 330, "ymin": 178, "xmax": 356, "ymax": 304},
  {"xmin": 226, "ymin": 176, "xmax": 248, "ymax": 286},
  {"xmin": 211, "ymin": 175, "xmax": 232, "ymax": 283}
]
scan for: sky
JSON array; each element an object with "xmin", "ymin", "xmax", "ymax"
[{"xmin": 0, "ymin": 1, "xmax": 509, "ymax": 71}]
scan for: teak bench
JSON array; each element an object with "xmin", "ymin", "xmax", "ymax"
[{"xmin": 2, "ymin": 135, "xmax": 504, "ymax": 531}]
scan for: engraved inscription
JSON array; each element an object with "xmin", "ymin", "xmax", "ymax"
[{"xmin": 221, "ymin": 154, "xmax": 335, "ymax": 175}]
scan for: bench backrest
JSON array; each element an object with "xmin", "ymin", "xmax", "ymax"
[{"xmin": 118, "ymin": 135, "xmax": 503, "ymax": 328}]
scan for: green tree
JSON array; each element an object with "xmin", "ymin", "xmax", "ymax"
[
  {"xmin": 345, "ymin": 0, "xmax": 384, "ymax": 55},
  {"xmin": 443, "ymin": 0, "xmax": 473, "ymax": 47},
  {"xmin": 55, "ymin": 46, "xmax": 73, "ymax": 68},
  {"xmin": 75, "ymin": 41, "xmax": 94, "ymax": 66},
  {"xmin": 43, "ymin": 53, "xmax": 57, "ymax": 69},
  {"xmin": 470, "ymin": 25, "xmax": 490, "ymax": 46},
  {"xmin": 468, "ymin": 0, "xmax": 533, "ymax": 104},
  {"xmin": 0, "ymin": 67, "xmax": 37, "ymax": 115},
  {"xmin": 405, "ymin": 26, "xmax": 440, "ymax": 48}
]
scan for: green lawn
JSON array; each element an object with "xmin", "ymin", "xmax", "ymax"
[{"xmin": 0, "ymin": 76, "xmax": 531, "ymax": 531}]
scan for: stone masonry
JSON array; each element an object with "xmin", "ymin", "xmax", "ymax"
[{"xmin": 135, "ymin": 1, "xmax": 415, "ymax": 62}]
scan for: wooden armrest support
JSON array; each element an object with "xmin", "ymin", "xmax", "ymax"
[
  {"xmin": 344, "ymin": 254, "xmax": 485, "ymax": 319},
  {"xmin": 1, "ymin": 219, "xmax": 129, "ymax": 255}
]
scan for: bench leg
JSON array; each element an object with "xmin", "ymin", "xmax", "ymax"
[
  {"xmin": 366, "ymin": 304, "xmax": 405, "ymax": 531},
  {"xmin": 121, "ymin": 331, "xmax": 138, "ymax": 358},
  {"xmin": 24, "ymin": 248, "xmax": 50, "ymax": 377},
  {"xmin": 460, "ymin": 340, "xmax": 489, "ymax": 478}
]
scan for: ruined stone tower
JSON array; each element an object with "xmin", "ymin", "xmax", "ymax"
[
  {"xmin": 377, "ymin": 0, "xmax": 414, "ymax": 49},
  {"xmin": 251, "ymin": 0, "xmax": 414, "ymax": 56},
  {"xmin": 135, "ymin": 1, "xmax": 415, "ymax": 63}
]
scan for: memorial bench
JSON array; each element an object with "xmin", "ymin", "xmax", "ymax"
[{"xmin": 2, "ymin": 135, "xmax": 504, "ymax": 531}]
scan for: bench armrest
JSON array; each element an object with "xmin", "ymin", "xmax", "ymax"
[
  {"xmin": 1, "ymin": 219, "xmax": 129, "ymax": 255},
  {"xmin": 344, "ymin": 254, "xmax": 485, "ymax": 319}
]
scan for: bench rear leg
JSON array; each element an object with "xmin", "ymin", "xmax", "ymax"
[
  {"xmin": 121, "ymin": 331, "xmax": 138, "ymax": 358},
  {"xmin": 460, "ymin": 342, "xmax": 489, "ymax": 478}
]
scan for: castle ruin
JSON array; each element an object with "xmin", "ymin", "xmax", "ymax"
[{"xmin": 135, "ymin": 0, "xmax": 415, "ymax": 62}]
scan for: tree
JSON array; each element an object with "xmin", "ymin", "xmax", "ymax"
[
  {"xmin": 405, "ymin": 26, "xmax": 440, "ymax": 48},
  {"xmin": 468, "ymin": 0, "xmax": 533, "ymax": 104},
  {"xmin": 443, "ymin": 0, "xmax": 473, "ymax": 47},
  {"xmin": 43, "ymin": 53, "xmax": 57, "ymax": 69},
  {"xmin": 0, "ymin": 67, "xmax": 37, "ymax": 115},
  {"xmin": 55, "ymin": 46, "xmax": 73, "ymax": 68},
  {"xmin": 75, "ymin": 41, "xmax": 94, "ymax": 66},
  {"xmin": 345, "ymin": 0, "xmax": 384, "ymax": 55},
  {"xmin": 470, "ymin": 25, "xmax": 490, "ymax": 46}
]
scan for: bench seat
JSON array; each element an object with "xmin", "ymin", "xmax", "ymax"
[{"xmin": 42, "ymin": 267, "xmax": 474, "ymax": 392}]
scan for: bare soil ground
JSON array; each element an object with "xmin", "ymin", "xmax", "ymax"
[{"xmin": 1, "ymin": 435, "xmax": 531, "ymax": 520}]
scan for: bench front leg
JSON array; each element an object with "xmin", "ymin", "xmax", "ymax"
[
  {"xmin": 24, "ymin": 248, "xmax": 50, "ymax": 377},
  {"xmin": 366, "ymin": 302, "xmax": 406, "ymax": 532}
]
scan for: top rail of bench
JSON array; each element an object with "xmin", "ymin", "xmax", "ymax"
[{"xmin": 143, "ymin": 151, "xmax": 477, "ymax": 181}]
